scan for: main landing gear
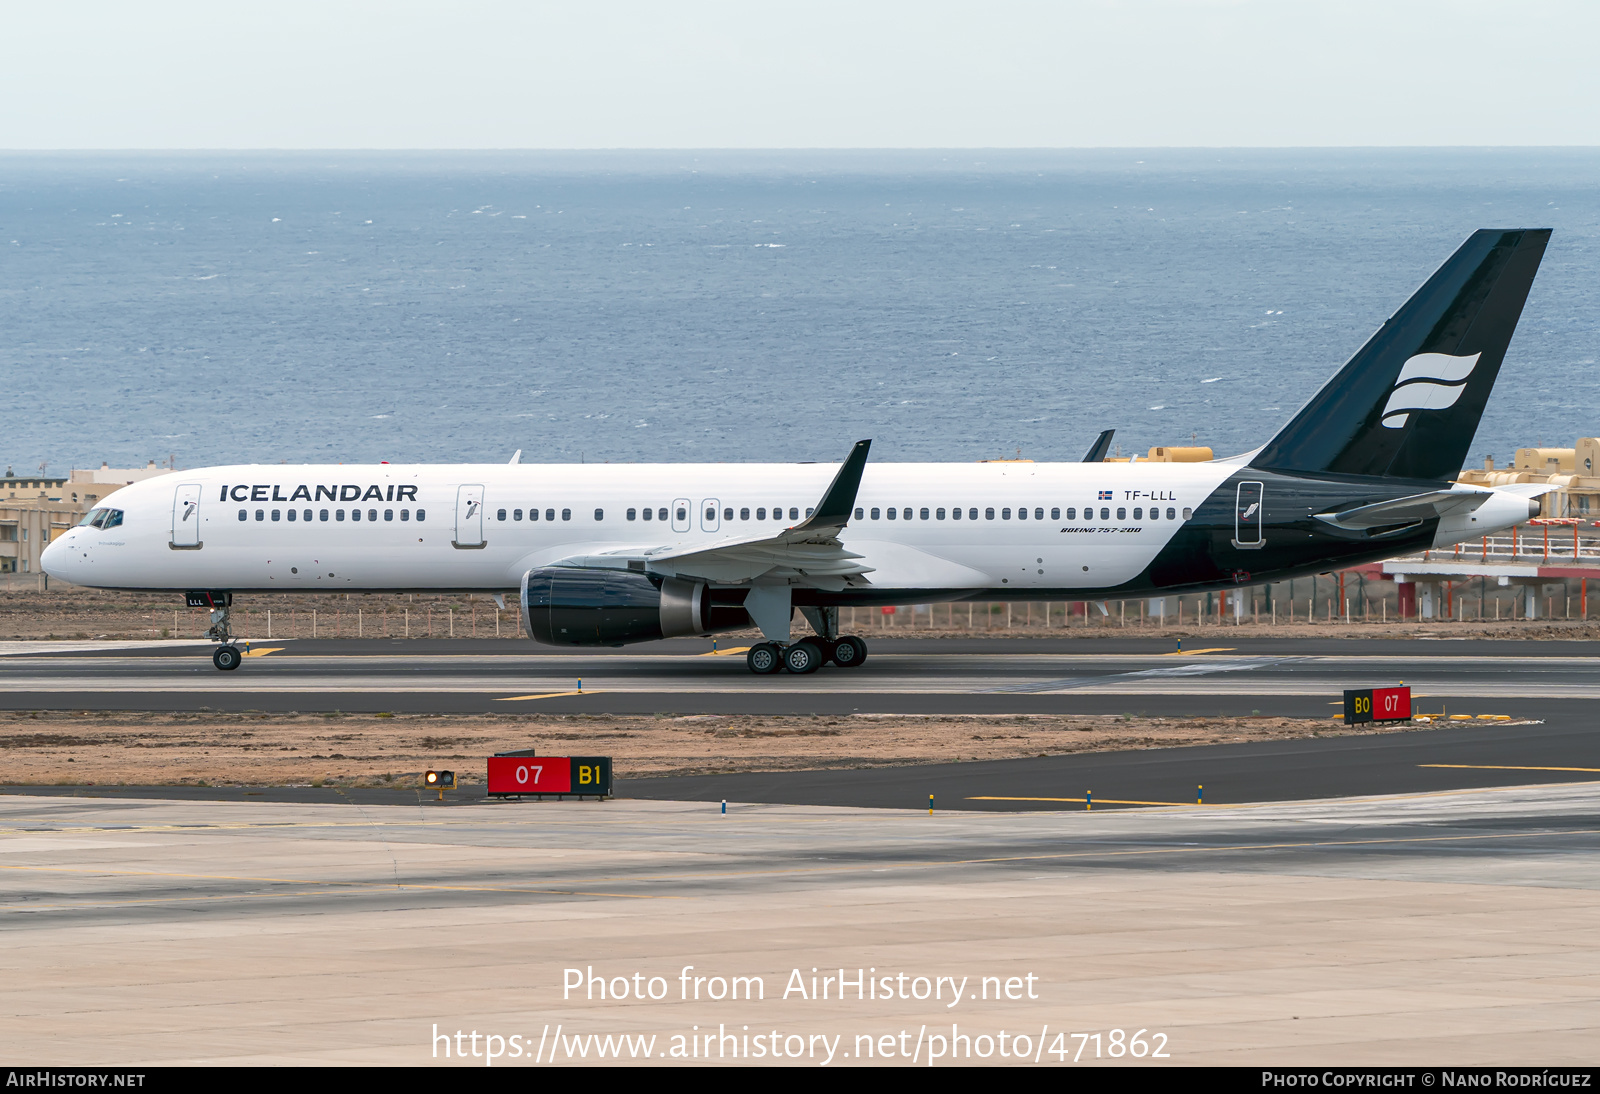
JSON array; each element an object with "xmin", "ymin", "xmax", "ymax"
[{"xmin": 745, "ymin": 635, "xmax": 868, "ymax": 675}]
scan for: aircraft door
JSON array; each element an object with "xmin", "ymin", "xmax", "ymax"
[
  {"xmin": 671, "ymin": 498, "xmax": 691, "ymax": 534},
  {"xmin": 170, "ymin": 482, "xmax": 203, "ymax": 549},
  {"xmin": 700, "ymin": 498, "xmax": 721, "ymax": 533},
  {"xmin": 453, "ymin": 485, "xmax": 486, "ymax": 549},
  {"xmin": 1233, "ymin": 481, "xmax": 1264, "ymax": 549}
]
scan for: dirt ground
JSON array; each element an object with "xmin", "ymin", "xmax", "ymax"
[
  {"xmin": 0, "ymin": 709, "xmax": 1459, "ymax": 789},
  {"xmin": 5, "ymin": 586, "xmax": 1600, "ymax": 641}
]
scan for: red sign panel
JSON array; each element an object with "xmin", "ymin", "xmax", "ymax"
[
  {"xmin": 1371, "ymin": 686, "xmax": 1411, "ymax": 721},
  {"xmin": 487, "ymin": 756, "xmax": 571, "ymax": 795}
]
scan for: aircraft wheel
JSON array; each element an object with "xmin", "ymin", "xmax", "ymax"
[
  {"xmin": 783, "ymin": 640, "xmax": 824, "ymax": 674},
  {"xmin": 831, "ymin": 635, "xmax": 868, "ymax": 668},
  {"xmin": 213, "ymin": 645, "xmax": 242, "ymax": 671},
  {"xmin": 746, "ymin": 642, "xmax": 782, "ymax": 675}
]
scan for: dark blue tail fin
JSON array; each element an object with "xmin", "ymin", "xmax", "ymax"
[{"xmin": 1252, "ymin": 229, "xmax": 1550, "ymax": 481}]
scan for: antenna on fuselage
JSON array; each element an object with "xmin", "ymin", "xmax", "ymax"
[{"xmin": 508, "ymin": 450, "xmax": 522, "ymax": 465}]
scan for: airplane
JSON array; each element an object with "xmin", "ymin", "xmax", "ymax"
[{"xmin": 44, "ymin": 228, "xmax": 1555, "ymax": 675}]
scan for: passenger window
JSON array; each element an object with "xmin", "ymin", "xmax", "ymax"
[
  {"xmin": 1168, "ymin": 508, "xmax": 1177, "ymax": 520},
  {"xmin": 640, "ymin": 508, "xmax": 650, "ymax": 521},
  {"xmin": 1065, "ymin": 507, "xmax": 1075, "ymax": 519},
  {"xmin": 870, "ymin": 508, "xmax": 880, "ymax": 519},
  {"xmin": 384, "ymin": 509, "xmax": 394, "ymax": 521},
  {"xmin": 806, "ymin": 508, "xmax": 814, "ymax": 517},
  {"xmin": 417, "ymin": 509, "xmax": 426, "ymax": 521},
  {"xmin": 1051, "ymin": 507, "xmax": 1060, "ymax": 520},
  {"xmin": 256, "ymin": 509, "xmax": 265, "ymax": 521},
  {"xmin": 626, "ymin": 508, "xmax": 636, "ymax": 521},
  {"xmin": 287, "ymin": 509, "xmax": 296, "ymax": 522},
  {"xmin": 920, "ymin": 508, "xmax": 929, "ymax": 520},
  {"xmin": 723, "ymin": 507, "xmax": 733, "ymax": 521},
  {"xmin": 545, "ymin": 509, "xmax": 555, "ymax": 522},
  {"xmin": 854, "ymin": 507, "xmax": 863, "ymax": 520},
  {"xmin": 676, "ymin": 507, "xmax": 686, "ymax": 522},
  {"xmin": 530, "ymin": 508, "xmax": 540, "ymax": 521},
  {"xmin": 1133, "ymin": 507, "xmax": 1142, "ymax": 520},
  {"xmin": 969, "ymin": 508, "xmax": 978, "ymax": 520},
  {"xmin": 320, "ymin": 509, "xmax": 329, "ymax": 521},
  {"xmin": 271, "ymin": 509, "xmax": 281, "ymax": 521},
  {"xmin": 1018, "ymin": 507, "xmax": 1027, "ymax": 520},
  {"xmin": 563, "ymin": 509, "xmax": 572, "ymax": 521},
  {"xmin": 496, "ymin": 508, "xmax": 507, "ymax": 521},
  {"xmin": 936, "ymin": 508, "xmax": 945, "ymax": 520},
  {"xmin": 400, "ymin": 509, "xmax": 410, "ymax": 521},
  {"xmin": 985, "ymin": 508, "xmax": 995, "ymax": 520},
  {"xmin": 352, "ymin": 509, "xmax": 361, "ymax": 521},
  {"xmin": 1117, "ymin": 507, "xmax": 1126, "ymax": 520},
  {"xmin": 791, "ymin": 508, "xmax": 800, "ymax": 520},
  {"xmin": 1182, "ymin": 507, "xmax": 1192, "ymax": 520},
  {"xmin": 951, "ymin": 507, "xmax": 961, "ymax": 520},
  {"xmin": 1035, "ymin": 507, "xmax": 1044, "ymax": 520},
  {"xmin": 1002, "ymin": 508, "xmax": 1011, "ymax": 520},
  {"xmin": 238, "ymin": 509, "xmax": 247, "ymax": 521},
  {"xmin": 1100, "ymin": 508, "xmax": 1109, "ymax": 520},
  {"xmin": 705, "ymin": 507, "xmax": 715, "ymax": 522},
  {"xmin": 658, "ymin": 508, "xmax": 667, "ymax": 521},
  {"xmin": 740, "ymin": 508, "xmax": 750, "ymax": 520},
  {"xmin": 514, "ymin": 509, "xmax": 524, "ymax": 521},
  {"xmin": 303, "ymin": 509, "xmax": 312, "ymax": 522},
  {"xmin": 757, "ymin": 508, "xmax": 767, "ymax": 520},
  {"xmin": 368, "ymin": 509, "xmax": 377, "ymax": 521},
  {"xmin": 595, "ymin": 509, "xmax": 604, "ymax": 521},
  {"xmin": 887, "ymin": 507, "xmax": 897, "ymax": 520}
]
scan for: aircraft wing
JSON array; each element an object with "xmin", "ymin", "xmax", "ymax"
[{"xmin": 645, "ymin": 440, "xmax": 874, "ymax": 588}]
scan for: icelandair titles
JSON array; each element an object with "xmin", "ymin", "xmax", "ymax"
[{"xmin": 220, "ymin": 484, "xmax": 419, "ymax": 503}]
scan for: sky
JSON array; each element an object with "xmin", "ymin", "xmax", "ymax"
[{"xmin": 2, "ymin": 1, "xmax": 1598, "ymax": 148}]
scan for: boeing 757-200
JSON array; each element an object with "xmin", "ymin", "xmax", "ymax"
[{"xmin": 44, "ymin": 229, "xmax": 1556, "ymax": 674}]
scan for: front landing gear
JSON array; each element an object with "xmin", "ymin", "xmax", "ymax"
[{"xmin": 186, "ymin": 590, "xmax": 242, "ymax": 672}]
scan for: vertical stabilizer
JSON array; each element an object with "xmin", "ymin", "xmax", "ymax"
[{"xmin": 1252, "ymin": 229, "xmax": 1550, "ymax": 481}]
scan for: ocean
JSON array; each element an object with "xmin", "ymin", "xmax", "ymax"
[{"xmin": 2, "ymin": 149, "xmax": 1596, "ymax": 473}]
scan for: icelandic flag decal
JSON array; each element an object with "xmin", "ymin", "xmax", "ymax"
[{"xmin": 1098, "ymin": 490, "xmax": 1113, "ymax": 500}]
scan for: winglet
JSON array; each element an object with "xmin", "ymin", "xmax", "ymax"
[
  {"xmin": 793, "ymin": 440, "xmax": 871, "ymax": 533},
  {"xmin": 1081, "ymin": 429, "xmax": 1115, "ymax": 463}
]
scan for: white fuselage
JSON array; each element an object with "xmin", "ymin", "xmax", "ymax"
[{"xmin": 41, "ymin": 459, "xmax": 1533, "ymax": 598}]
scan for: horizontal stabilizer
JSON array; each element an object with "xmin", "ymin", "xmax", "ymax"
[{"xmin": 1314, "ymin": 488, "xmax": 1488, "ymax": 530}]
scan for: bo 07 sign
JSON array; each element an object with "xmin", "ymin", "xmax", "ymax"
[{"xmin": 1343, "ymin": 686, "xmax": 1412, "ymax": 724}]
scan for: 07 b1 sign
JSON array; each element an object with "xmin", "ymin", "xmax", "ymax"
[
  {"xmin": 1343, "ymin": 686, "xmax": 1412, "ymax": 724},
  {"xmin": 487, "ymin": 756, "xmax": 613, "ymax": 798}
]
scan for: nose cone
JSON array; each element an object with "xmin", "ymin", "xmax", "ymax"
[{"xmin": 41, "ymin": 532, "xmax": 72, "ymax": 580}]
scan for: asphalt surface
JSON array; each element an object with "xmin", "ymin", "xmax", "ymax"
[
  {"xmin": 1, "ymin": 635, "xmax": 1597, "ymax": 719},
  {"xmin": 3, "ymin": 634, "xmax": 1597, "ymax": 811}
]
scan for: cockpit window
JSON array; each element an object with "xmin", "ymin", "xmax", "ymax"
[{"xmin": 77, "ymin": 508, "xmax": 123, "ymax": 529}]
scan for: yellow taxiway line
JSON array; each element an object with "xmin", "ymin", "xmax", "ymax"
[
  {"xmin": 241, "ymin": 647, "xmax": 285, "ymax": 658},
  {"xmin": 1419, "ymin": 763, "xmax": 1600, "ymax": 773},
  {"xmin": 699, "ymin": 646, "xmax": 752, "ymax": 657},
  {"xmin": 967, "ymin": 795, "xmax": 1215, "ymax": 807},
  {"xmin": 1160, "ymin": 647, "xmax": 1235, "ymax": 656},
  {"xmin": 493, "ymin": 690, "xmax": 599, "ymax": 702}
]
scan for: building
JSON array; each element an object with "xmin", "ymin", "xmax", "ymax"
[{"xmin": 2, "ymin": 461, "xmax": 174, "ymax": 588}]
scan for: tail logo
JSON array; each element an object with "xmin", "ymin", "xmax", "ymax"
[{"xmin": 1379, "ymin": 352, "xmax": 1482, "ymax": 429}]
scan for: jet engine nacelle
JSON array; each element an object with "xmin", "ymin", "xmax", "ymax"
[{"xmin": 521, "ymin": 567, "xmax": 750, "ymax": 646}]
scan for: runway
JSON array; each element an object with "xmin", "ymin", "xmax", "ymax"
[
  {"xmin": 2, "ymin": 783, "xmax": 1597, "ymax": 1063},
  {"xmin": 2, "ymin": 635, "xmax": 1598, "ymax": 717}
]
